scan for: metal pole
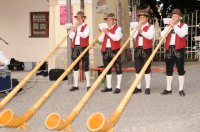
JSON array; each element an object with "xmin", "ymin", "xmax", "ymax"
[
  {"xmin": 187, "ymin": 14, "xmax": 190, "ymax": 59},
  {"xmin": 66, "ymin": 0, "xmax": 73, "ymax": 84},
  {"xmin": 191, "ymin": 12, "xmax": 194, "ymax": 60},
  {"xmin": 80, "ymin": 0, "xmax": 84, "ymax": 12},
  {"xmin": 195, "ymin": 10, "xmax": 198, "ymax": 59}
]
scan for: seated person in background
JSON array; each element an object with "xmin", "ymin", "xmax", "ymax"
[{"xmin": 0, "ymin": 50, "xmax": 10, "ymax": 70}]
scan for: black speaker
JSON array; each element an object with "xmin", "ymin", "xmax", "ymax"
[{"xmin": 49, "ymin": 69, "xmax": 67, "ymax": 81}]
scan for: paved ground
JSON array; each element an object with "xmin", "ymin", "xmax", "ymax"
[{"xmin": 0, "ymin": 63, "xmax": 200, "ymax": 132}]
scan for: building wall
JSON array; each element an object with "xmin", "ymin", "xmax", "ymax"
[
  {"xmin": 0, "ymin": 0, "xmax": 124, "ymax": 69},
  {"xmin": 0, "ymin": 0, "xmax": 49, "ymax": 62}
]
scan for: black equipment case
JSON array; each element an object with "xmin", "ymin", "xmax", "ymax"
[
  {"xmin": 8, "ymin": 58, "xmax": 24, "ymax": 71},
  {"xmin": 0, "ymin": 70, "xmax": 12, "ymax": 93}
]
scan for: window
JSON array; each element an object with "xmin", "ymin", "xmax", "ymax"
[{"xmin": 30, "ymin": 12, "xmax": 49, "ymax": 38}]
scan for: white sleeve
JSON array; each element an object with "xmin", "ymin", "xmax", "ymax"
[
  {"xmin": 77, "ymin": 25, "xmax": 90, "ymax": 38},
  {"xmin": 133, "ymin": 30, "xmax": 139, "ymax": 39},
  {"xmin": 174, "ymin": 24, "xmax": 188, "ymax": 38},
  {"xmin": 141, "ymin": 25, "xmax": 155, "ymax": 40},
  {"xmin": 98, "ymin": 33, "xmax": 105, "ymax": 42},
  {"xmin": 108, "ymin": 27, "xmax": 123, "ymax": 41},
  {"xmin": 69, "ymin": 31, "xmax": 76, "ymax": 39},
  {"xmin": 161, "ymin": 26, "xmax": 170, "ymax": 37}
]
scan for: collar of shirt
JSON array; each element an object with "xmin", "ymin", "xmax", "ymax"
[
  {"xmin": 77, "ymin": 23, "xmax": 85, "ymax": 31},
  {"xmin": 175, "ymin": 21, "xmax": 181, "ymax": 27},
  {"xmin": 141, "ymin": 22, "xmax": 149, "ymax": 29}
]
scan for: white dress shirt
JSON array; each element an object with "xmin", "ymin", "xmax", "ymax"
[
  {"xmin": 98, "ymin": 25, "xmax": 123, "ymax": 48},
  {"xmin": 0, "ymin": 51, "xmax": 10, "ymax": 69},
  {"xmin": 133, "ymin": 22, "xmax": 155, "ymax": 46},
  {"xmin": 69, "ymin": 23, "xmax": 90, "ymax": 45},
  {"xmin": 161, "ymin": 22, "xmax": 188, "ymax": 45}
]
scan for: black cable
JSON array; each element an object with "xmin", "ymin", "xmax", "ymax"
[{"xmin": 14, "ymin": 76, "xmax": 39, "ymax": 96}]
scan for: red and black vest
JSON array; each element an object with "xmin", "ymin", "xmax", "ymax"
[
  {"xmin": 164, "ymin": 22, "xmax": 187, "ymax": 50},
  {"xmin": 135, "ymin": 24, "xmax": 153, "ymax": 49},
  {"xmin": 101, "ymin": 25, "xmax": 121, "ymax": 52},
  {"xmin": 71, "ymin": 24, "xmax": 89, "ymax": 48}
]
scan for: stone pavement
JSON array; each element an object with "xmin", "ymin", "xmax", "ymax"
[{"xmin": 0, "ymin": 63, "xmax": 200, "ymax": 132}]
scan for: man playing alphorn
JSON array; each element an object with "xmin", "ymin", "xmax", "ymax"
[
  {"xmin": 98, "ymin": 13, "xmax": 123, "ymax": 94},
  {"xmin": 132, "ymin": 10, "xmax": 155, "ymax": 95},
  {"xmin": 161, "ymin": 9, "xmax": 188, "ymax": 97},
  {"xmin": 69, "ymin": 11, "xmax": 91, "ymax": 91}
]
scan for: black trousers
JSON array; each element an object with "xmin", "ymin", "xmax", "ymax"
[
  {"xmin": 134, "ymin": 47, "xmax": 152, "ymax": 74},
  {"xmin": 102, "ymin": 48, "xmax": 122, "ymax": 75},
  {"xmin": 165, "ymin": 46, "xmax": 185, "ymax": 76},
  {"xmin": 71, "ymin": 45, "xmax": 89, "ymax": 71}
]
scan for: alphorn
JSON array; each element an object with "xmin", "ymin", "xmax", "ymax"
[
  {"xmin": 0, "ymin": 32, "xmax": 102, "ymax": 129},
  {"xmin": 44, "ymin": 28, "xmax": 138, "ymax": 132},
  {"xmin": 87, "ymin": 26, "xmax": 172, "ymax": 132},
  {"xmin": 0, "ymin": 32, "xmax": 70, "ymax": 111}
]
